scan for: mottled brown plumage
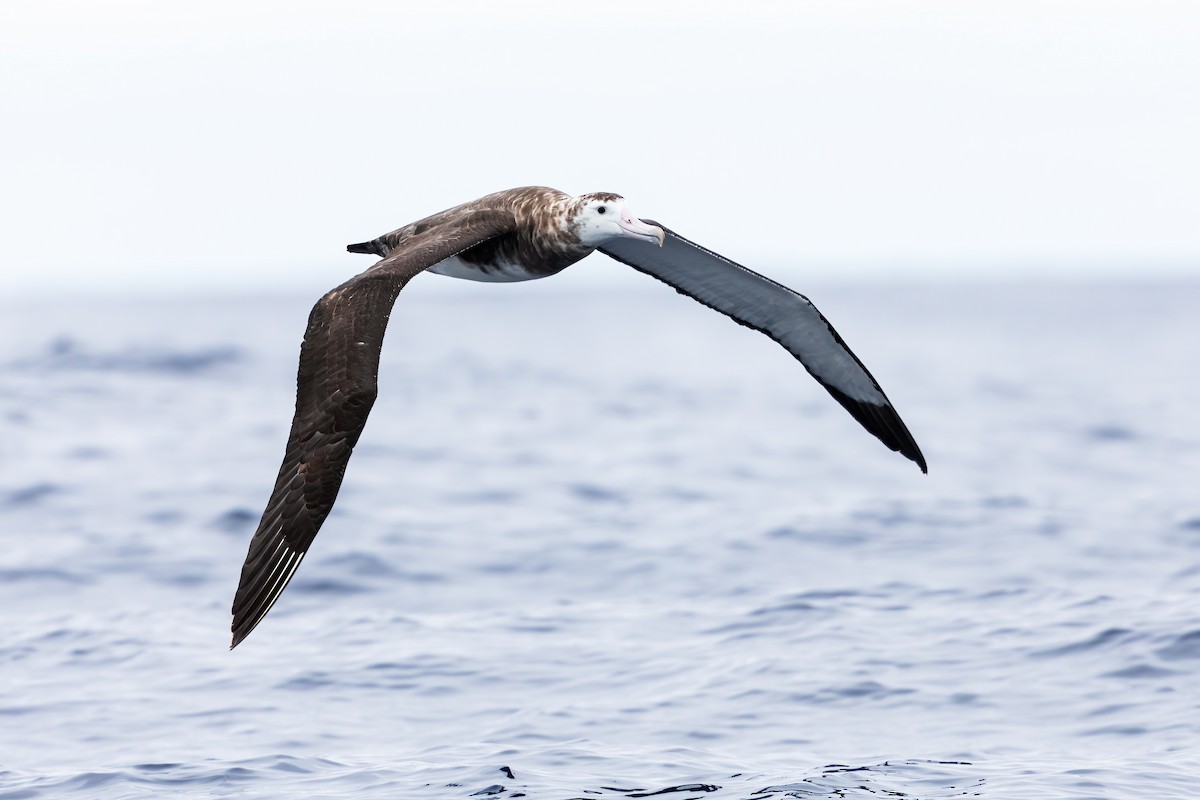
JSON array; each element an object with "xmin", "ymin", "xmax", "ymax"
[{"xmin": 347, "ymin": 186, "xmax": 589, "ymax": 279}]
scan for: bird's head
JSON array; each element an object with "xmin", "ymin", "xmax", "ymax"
[{"xmin": 571, "ymin": 192, "xmax": 665, "ymax": 248}]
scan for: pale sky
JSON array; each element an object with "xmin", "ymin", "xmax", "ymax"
[{"xmin": 2, "ymin": 0, "xmax": 1198, "ymax": 295}]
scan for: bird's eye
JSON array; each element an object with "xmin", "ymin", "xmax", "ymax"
[{"xmin": 597, "ymin": 206, "xmax": 607, "ymax": 215}]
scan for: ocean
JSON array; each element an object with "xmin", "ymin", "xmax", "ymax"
[{"xmin": 1, "ymin": 276, "xmax": 1197, "ymax": 798}]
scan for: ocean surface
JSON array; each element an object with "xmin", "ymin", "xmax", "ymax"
[{"xmin": 1, "ymin": 276, "xmax": 1198, "ymax": 799}]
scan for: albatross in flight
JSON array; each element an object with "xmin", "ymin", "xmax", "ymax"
[{"xmin": 230, "ymin": 186, "xmax": 926, "ymax": 648}]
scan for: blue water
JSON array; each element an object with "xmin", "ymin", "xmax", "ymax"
[{"xmin": 2, "ymin": 279, "xmax": 1198, "ymax": 799}]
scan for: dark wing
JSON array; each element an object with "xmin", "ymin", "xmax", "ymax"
[
  {"xmin": 600, "ymin": 223, "xmax": 926, "ymax": 473},
  {"xmin": 230, "ymin": 209, "xmax": 517, "ymax": 648}
]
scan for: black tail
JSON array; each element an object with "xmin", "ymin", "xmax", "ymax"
[{"xmin": 347, "ymin": 239, "xmax": 386, "ymax": 256}]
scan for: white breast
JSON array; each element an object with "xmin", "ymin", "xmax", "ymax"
[{"xmin": 428, "ymin": 255, "xmax": 544, "ymax": 283}]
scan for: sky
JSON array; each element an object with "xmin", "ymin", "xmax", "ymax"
[{"xmin": 2, "ymin": 0, "xmax": 1198, "ymax": 295}]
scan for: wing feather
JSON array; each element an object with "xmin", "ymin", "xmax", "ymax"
[
  {"xmin": 230, "ymin": 209, "xmax": 517, "ymax": 648},
  {"xmin": 600, "ymin": 224, "xmax": 926, "ymax": 473}
]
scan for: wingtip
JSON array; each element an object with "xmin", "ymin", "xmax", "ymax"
[
  {"xmin": 898, "ymin": 434, "xmax": 927, "ymax": 475},
  {"xmin": 822, "ymin": 386, "xmax": 927, "ymax": 476},
  {"xmin": 904, "ymin": 442, "xmax": 929, "ymax": 475},
  {"xmin": 230, "ymin": 621, "xmax": 248, "ymax": 650},
  {"xmin": 230, "ymin": 615, "xmax": 264, "ymax": 649}
]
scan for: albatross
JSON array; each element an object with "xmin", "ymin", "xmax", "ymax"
[{"xmin": 230, "ymin": 186, "xmax": 926, "ymax": 648}]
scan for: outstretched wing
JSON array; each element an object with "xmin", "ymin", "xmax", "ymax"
[
  {"xmin": 600, "ymin": 223, "xmax": 926, "ymax": 473},
  {"xmin": 231, "ymin": 209, "xmax": 517, "ymax": 648}
]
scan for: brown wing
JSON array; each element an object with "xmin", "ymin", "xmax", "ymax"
[{"xmin": 230, "ymin": 209, "xmax": 517, "ymax": 648}]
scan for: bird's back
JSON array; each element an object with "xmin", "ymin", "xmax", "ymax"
[{"xmin": 347, "ymin": 187, "xmax": 591, "ymax": 282}]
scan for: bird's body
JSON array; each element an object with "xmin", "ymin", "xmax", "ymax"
[
  {"xmin": 347, "ymin": 186, "xmax": 594, "ymax": 282},
  {"xmin": 230, "ymin": 186, "xmax": 926, "ymax": 648}
]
